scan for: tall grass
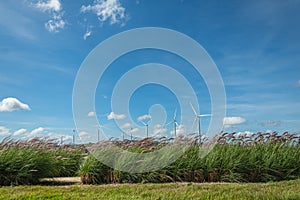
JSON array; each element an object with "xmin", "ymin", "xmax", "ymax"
[
  {"xmin": 79, "ymin": 132, "xmax": 300, "ymax": 184},
  {"xmin": 0, "ymin": 138, "xmax": 86, "ymax": 186}
]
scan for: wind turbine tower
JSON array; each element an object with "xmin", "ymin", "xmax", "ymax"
[{"xmin": 190, "ymin": 103, "xmax": 212, "ymax": 143}]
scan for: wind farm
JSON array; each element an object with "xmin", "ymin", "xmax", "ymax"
[{"xmin": 1, "ymin": 0, "xmax": 300, "ymax": 199}]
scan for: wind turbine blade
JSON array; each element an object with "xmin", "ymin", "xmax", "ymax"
[
  {"xmin": 191, "ymin": 117, "xmax": 197, "ymax": 130},
  {"xmin": 141, "ymin": 121, "xmax": 146, "ymax": 126},
  {"xmin": 189, "ymin": 102, "xmax": 198, "ymax": 116},
  {"xmin": 173, "ymin": 108, "xmax": 177, "ymax": 119},
  {"xmin": 165, "ymin": 121, "xmax": 173, "ymax": 127},
  {"xmin": 99, "ymin": 125, "xmax": 112, "ymax": 130},
  {"xmin": 175, "ymin": 121, "xmax": 179, "ymax": 126},
  {"xmin": 199, "ymin": 114, "xmax": 212, "ymax": 117}
]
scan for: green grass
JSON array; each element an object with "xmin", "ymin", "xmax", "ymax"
[
  {"xmin": 0, "ymin": 138, "xmax": 86, "ymax": 185},
  {"xmin": 0, "ymin": 179, "xmax": 299, "ymax": 200},
  {"xmin": 80, "ymin": 142, "xmax": 300, "ymax": 184},
  {"xmin": 1, "ymin": 133, "xmax": 299, "ymax": 186}
]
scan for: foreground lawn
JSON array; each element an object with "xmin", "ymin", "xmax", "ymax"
[{"xmin": 0, "ymin": 179, "xmax": 299, "ymax": 200}]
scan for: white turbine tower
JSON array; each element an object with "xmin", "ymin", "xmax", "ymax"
[
  {"xmin": 173, "ymin": 109, "xmax": 179, "ymax": 137},
  {"xmin": 164, "ymin": 109, "xmax": 179, "ymax": 137},
  {"xmin": 97, "ymin": 124, "xmax": 112, "ymax": 142},
  {"xmin": 166, "ymin": 109, "xmax": 179, "ymax": 137},
  {"xmin": 190, "ymin": 103, "xmax": 212, "ymax": 143},
  {"xmin": 123, "ymin": 126, "xmax": 141, "ymax": 141},
  {"xmin": 138, "ymin": 114, "xmax": 151, "ymax": 138},
  {"xmin": 72, "ymin": 129, "xmax": 76, "ymax": 144},
  {"xmin": 121, "ymin": 127, "xmax": 135, "ymax": 141},
  {"xmin": 141, "ymin": 121, "xmax": 149, "ymax": 138}
]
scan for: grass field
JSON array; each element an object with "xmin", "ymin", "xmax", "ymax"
[{"xmin": 0, "ymin": 179, "xmax": 299, "ymax": 200}]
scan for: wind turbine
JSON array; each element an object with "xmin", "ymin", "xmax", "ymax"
[
  {"xmin": 166, "ymin": 109, "xmax": 179, "ymax": 137},
  {"xmin": 122, "ymin": 131, "xmax": 125, "ymax": 141},
  {"xmin": 130, "ymin": 127, "xmax": 133, "ymax": 141},
  {"xmin": 97, "ymin": 128, "xmax": 100, "ymax": 142},
  {"xmin": 141, "ymin": 121, "xmax": 149, "ymax": 138},
  {"xmin": 173, "ymin": 109, "xmax": 179, "ymax": 137},
  {"xmin": 97, "ymin": 124, "xmax": 111, "ymax": 142},
  {"xmin": 72, "ymin": 129, "xmax": 76, "ymax": 144},
  {"xmin": 60, "ymin": 136, "xmax": 64, "ymax": 146},
  {"xmin": 138, "ymin": 115, "xmax": 151, "ymax": 138},
  {"xmin": 122, "ymin": 127, "xmax": 137, "ymax": 141},
  {"xmin": 190, "ymin": 103, "xmax": 212, "ymax": 143},
  {"xmin": 121, "ymin": 129, "xmax": 130, "ymax": 141}
]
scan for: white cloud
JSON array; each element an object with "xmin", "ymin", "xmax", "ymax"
[
  {"xmin": 13, "ymin": 128, "xmax": 27, "ymax": 136},
  {"xmin": 0, "ymin": 126, "xmax": 10, "ymax": 136},
  {"xmin": 88, "ymin": 111, "xmax": 96, "ymax": 117},
  {"xmin": 137, "ymin": 114, "xmax": 151, "ymax": 122},
  {"xmin": 33, "ymin": 0, "xmax": 66, "ymax": 33},
  {"xmin": 129, "ymin": 127, "xmax": 139, "ymax": 133},
  {"xmin": 121, "ymin": 122, "xmax": 132, "ymax": 129},
  {"xmin": 223, "ymin": 117, "xmax": 246, "ymax": 125},
  {"xmin": 297, "ymin": 80, "xmax": 300, "ymax": 87},
  {"xmin": 44, "ymin": 132, "xmax": 72, "ymax": 144},
  {"xmin": 81, "ymin": 0, "xmax": 126, "ymax": 25},
  {"xmin": 265, "ymin": 130, "xmax": 272, "ymax": 134},
  {"xmin": 236, "ymin": 131, "xmax": 254, "ymax": 137},
  {"xmin": 153, "ymin": 124, "xmax": 167, "ymax": 135},
  {"xmin": 259, "ymin": 120, "xmax": 281, "ymax": 127},
  {"xmin": 78, "ymin": 131, "xmax": 92, "ymax": 141},
  {"xmin": 79, "ymin": 131, "xmax": 89, "ymax": 137},
  {"xmin": 45, "ymin": 13, "xmax": 65, "ymax": 33},
  {"xmin": 83, "ymin": 29, "xmax": 92, "ymax": 40},
  {"xmin": 0, "ymin": 125, "xmax": 75, "ymax": 144},
  {"xmin": 0, "ymin": 97, "xmax": 30, "ymax": 112},
  {"xmin": 35, "ymin": 0, "xmax": 61, "ymax": 12},
  {"xmin": 170, "ymin": 124, "xmax": 185, "ymax": 135},
  {"xmin": 29, "ymin": 127, "xmax": 45, "ymax": 136},
  {"xmin": 107, "ymin": 112, "xmax": 126, "ymax": 120}
]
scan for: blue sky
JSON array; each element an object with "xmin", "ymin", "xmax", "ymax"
[{"xmin": 0, "ymin": 0, "xmax": 300, "ymax": 143}]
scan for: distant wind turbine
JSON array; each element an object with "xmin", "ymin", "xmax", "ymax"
[
  {"xmin": 121, "ymin": 130, "xmax": 125, "ymax": 141},
  {"xmin": 97, "ymin": 124, "xmax": 111, "ymax": 142},
  {"xmin": 166, "ymin": 109, "xmax": 179, "ymax": 137},
  {"xmin": 122, "ymin": 127, "xmax": 137, "ymax": 141},
  {"xmin": 190, "ymin": 103, "xmax": 212, "ymax": 143},
  {"xmin": 72, "ymin": 129, "xmax": 76, "ymax": 144},
  {"xmin": 141, "ymin": 121, "xmax": 149, "ymax": 138},
  {"xmin": 138, "ymin": 114, "xmax": 151, "ymax": 138}
]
